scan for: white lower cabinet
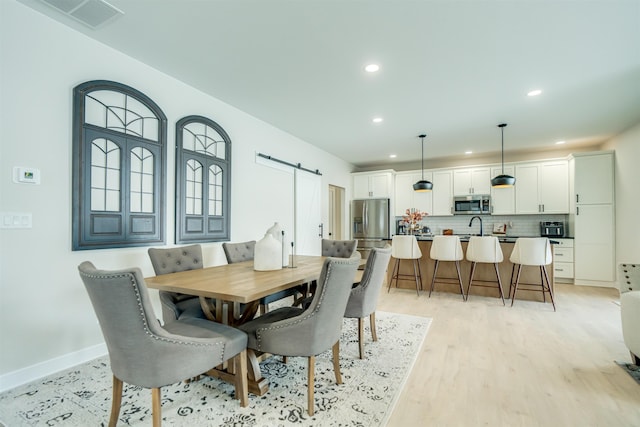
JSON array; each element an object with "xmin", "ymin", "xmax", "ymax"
[
  {"xmin": 574, "ymin": 203, "xmax": 615, "ymax": 283},
  {"xmin": 552, "ymin": 238, "xmax": 574, "ymax": 281}
]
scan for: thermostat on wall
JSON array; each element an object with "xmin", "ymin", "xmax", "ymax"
[{"xmin": 13, "ymin": 167, "xmax": 41, "ymax": 184}]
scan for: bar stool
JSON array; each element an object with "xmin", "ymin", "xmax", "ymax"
[
  {"xmin": 389, "ymin": 235, "xmax": 422, "ymax": 296},
  {"xmin": 509, "ymin": 237, "xmax": 556, "ymax": 311},
  {"xmin": 429, "ymin": 235, "xmax": 465, "ymax": 300},
  {"xmin": 465, "ymin": 236, "xmax": 505, "ymax": 304}
]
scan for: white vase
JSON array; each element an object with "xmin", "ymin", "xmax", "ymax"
[
  {"xmin": 254, "ymin": 233, "xmax": 283, "ymax": 271},
  {"xmin": 265, "ymin": 222, "xmax": 289, "ymax": 267}
]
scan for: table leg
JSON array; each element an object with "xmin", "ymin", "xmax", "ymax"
[
  {"xmin": 205, "ymin": 348, "xmax": 269, "ymax": 396},
  {"xmin": 199, "ymin": 297, "xmax": 216, "ymax": 321}
]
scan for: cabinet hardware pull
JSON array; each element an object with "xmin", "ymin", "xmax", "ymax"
[{"xmin": 576, "ymin": 194, "xmax": 579, "ymax": 203}]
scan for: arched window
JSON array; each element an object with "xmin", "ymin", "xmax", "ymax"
[
  {"xmin": 72, "ymin": 80, "xmax": 167, "ymax": 250},
  {"xmin": 176, "ymin": 116, "xmax": 231, "ymax": 243}
]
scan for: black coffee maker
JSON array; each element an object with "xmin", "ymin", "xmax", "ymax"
[{"xmin": 540, "ymin": 221, "xmax": 565, "ymax": 237}]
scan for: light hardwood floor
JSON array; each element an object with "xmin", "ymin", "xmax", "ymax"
[{"xmin": 377, "ymin": 283, "xmax": 640, "ymax": 426}]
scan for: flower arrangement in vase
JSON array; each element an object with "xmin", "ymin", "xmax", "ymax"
[{"xmin": 402, "ymin": 208, "xmax": 428, "ymax": 234}]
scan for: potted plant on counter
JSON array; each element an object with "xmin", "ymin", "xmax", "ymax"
[{"xmin": 402, "ymin": 208, "xmax": 428, "ymax": 235}]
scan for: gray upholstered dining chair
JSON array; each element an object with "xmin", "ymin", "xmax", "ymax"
[
  {"xmin": 222, "ymin": 240, "xmax": 256, "ymax": 263},
  {"xmin": 148, "ymin": 244, "xmax": 207, "ymax": 323},
  {"xmin": 322, "ymin": 238, "xmax": 358, "ymax": 257},
  {"xmin": 294, "ymin": 238, "xmax": 360, "ymax": 306},
  {"xmin": 78, "ymin": 261, "xmax": 249, "ymax": 427},
  {"xmin": 344, "ymin": 245, "xmax": 392, "ymax": 359},
  {"xmin": 238, "ymin": 255, "xmax": 360, "ymax": 416},
  {"xmin": 222, "ymin": 240, "xmax": 299, "ymax": 315}
]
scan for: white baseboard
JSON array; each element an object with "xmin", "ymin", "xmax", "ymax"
[
  {"xmin": 0, "ymin": 343, "xmax": 107, "ymax": 393},
  {"xmin": 574, "ymin": 279, "xmax": 617, "ymax": 288}
]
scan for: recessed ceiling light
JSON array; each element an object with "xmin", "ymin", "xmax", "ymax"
[
  {"xmin": 389, "ymin": 154, "xmax": 397, "ymax": 158},
  {"xmin": 372, "ymin": 117, "xmax": 383, "ymax": 123},
  {"xmin": 465, "ymin": 151, "xmax": 473, "ymax": 155},
  {"xmin": 527, "ymin": 89, "xmax": 542, "ymax": 97},
  {"xmin": 555, "ymin": 140, "xmax": 566, "ymax": 145},
  {"xmin": 365, "ymin": 64, "xmax": 380, "ymax": 73}
]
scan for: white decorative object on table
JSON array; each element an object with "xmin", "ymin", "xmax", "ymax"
[
  {"xmin": 266, "ymin": 221, "xmax": 289, "ymax": 267},
  {"xmin": 254, "ymin": 233, "xmax": 283, "ymax": 271}
]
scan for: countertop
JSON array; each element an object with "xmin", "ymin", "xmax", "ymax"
[{"xmin": 389, "ymin": 234, "xmax": 569, "ymax": 244}]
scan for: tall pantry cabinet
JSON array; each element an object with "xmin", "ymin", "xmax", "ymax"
[{"xmin": 571, "ymin": 151, "xmax": 615, "ymax": 286}]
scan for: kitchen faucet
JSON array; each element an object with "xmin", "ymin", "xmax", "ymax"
[{"xmin": 469, "ymin": 215, "xmax": 483, "ymax": 236}]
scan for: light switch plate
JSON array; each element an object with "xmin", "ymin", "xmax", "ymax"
[{"xmin": 0, "ymin": 212, "xmax": 32, "ymax": 229}]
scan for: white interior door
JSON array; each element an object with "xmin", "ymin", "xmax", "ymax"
[{"xmin": 295, "ymin": 170, "xmax": 322, "ymax": 255}]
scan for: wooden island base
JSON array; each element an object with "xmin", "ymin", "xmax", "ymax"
[{"xmin": 386, "ymin": 240, "xmax": 555, "ymax": 302}]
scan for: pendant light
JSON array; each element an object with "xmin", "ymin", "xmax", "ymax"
[
  {"xmin": 491, "ymin": 123, "xmax": 516, "ymax": 188},
  {"xmin": 413, "ymin": 134, "xmax": 433, "ymax": 192}
]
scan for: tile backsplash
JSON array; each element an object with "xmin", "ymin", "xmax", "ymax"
[{"xmin": 395, "ymin": 214, "xmax": 569, "ymax": 237}]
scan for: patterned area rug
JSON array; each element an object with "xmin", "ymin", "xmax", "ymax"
[
  {"xmin": 616, "ymin": 361, "xmax": 640, "ymax": 386},
  {"xmin": 0, "ymin": 312, "xmax": 430, "ymax": 426}
]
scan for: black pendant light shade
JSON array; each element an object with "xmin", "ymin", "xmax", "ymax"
[
  {"xmin": 414, "ymin": 134, "xmax": 433, "ymax": 192},
  {"xmin": 491, "ymin": 123, "xmax": 516, "ymax": 188}
]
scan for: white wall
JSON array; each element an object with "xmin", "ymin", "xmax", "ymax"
[
  {"xmin": 602, "ymin": 123, "xmax": 640, "ymax": 265},
  {"xmin": 0, "ymin": 1, "xmax": 353, "ymax": 389}
]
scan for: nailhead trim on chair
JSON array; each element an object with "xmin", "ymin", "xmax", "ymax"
[{"xmin": 79, "ymin": 270, "xmax": 225, "ymax": 350}]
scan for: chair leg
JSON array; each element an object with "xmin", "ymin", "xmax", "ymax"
[
  {"xmin": 151, "ymin": 388, "xmax": 161, "ymax": 427},
  {"xmin": 308, "ymin": 356, "xmax": 315, "ymax": 416},
  {"xmin": 370, "ymin": 312, "xmax": 377, "ymax": 342},
  {"xmin": 429, "ymin": 260, "xmax": 440, "ymax": 297},
  {"xmin": 541, "ymin": 265, "xmax": 556, "ymax": 311},
  {"xmin": 494, "ymin": 263, "xmax": 506, "ymax": 305},
  {"xmin": 108, "ymin": 375, "xmax": 123, "ymax": 427},
  {"xmin": 540, "ymin": 267, "xmax": 547, "ymax": 303},
  {"xmin": 455, "ymin": 260, "xmax": 465, "ymax": 300},
  {"xmin": 412, "ymin": 259, "xmax": 421, "ymax": 296},
  {"xmin": 357, "ymin": 317, "xmax": 365, "ymax": 359},
  {"xmin": 388, "ymin": 258, "xmax": 400, "ymax": 292},
  {"xmin": 508, "ymin": 263, "xmax": 517, "ymax": 299},
  {"xmin": 510, "ymin": 264, "xmax": 522, "ymax": 306},
  {"xmin": 332, "ymin": 341, "xmax": 343, "ymax": 385},
  {"xmin": 466, "ymin": 261, "xmax": 477, "ymax": 300},
  {"xmin": 234, "ymin": 349, "xmax": 249, "ymax": 407}
]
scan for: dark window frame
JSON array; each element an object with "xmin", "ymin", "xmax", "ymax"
[
  {"xmin": 72, "ymin": 80, "xmax": 167, "ymax": 250},
  {"xmin": 175, "ymin": 115, "xmax": 231, "ymax": 243}
]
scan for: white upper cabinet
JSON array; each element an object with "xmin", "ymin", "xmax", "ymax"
[
  {"xmin": 453, "ymin": 167, "xmax": 491, "ymax": 196},
  {"xmin": 431, "ymin": 170, "xmax": 454, "ymax": 216},
  {"xmin": 515, "ymin": 160, "xmax": 569, "ymax": 214},
  {"xmin": 573, "ymin": 152, "xmax": 614, "ymax": 205},
  {"xmin": 352, "ymin": 170, "xmax": 394, "ymax": 199},
  {"xmin": 394, "ymin": 171, "xmax": 433, "ymax": 216},
  {"xmin": 490, "ymin": 165, "xmax": 515, "ymax": 215}
]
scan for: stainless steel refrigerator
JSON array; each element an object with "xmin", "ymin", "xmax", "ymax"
[{"xmin": 351, "ymin": 198, "xmax": 390, "ymax": 258}]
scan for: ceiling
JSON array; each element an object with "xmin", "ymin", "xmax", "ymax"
[{"xmin": 19, "ymin": 0, "xmax": 640, "ymax": 169}]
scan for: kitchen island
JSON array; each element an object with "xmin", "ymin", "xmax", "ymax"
[{"xmin": 386, "ymin": 236, "xmax": 556, "ymax": 302}]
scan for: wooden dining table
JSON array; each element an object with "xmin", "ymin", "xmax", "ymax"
[{"xmin": 145, "ymin": 255, "xmax": 363, "ymax": 395}]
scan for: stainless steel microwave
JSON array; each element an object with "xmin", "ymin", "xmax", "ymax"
[{"xmin": 453, "ymin": 195, "xmax": 491, "ymax": 215}]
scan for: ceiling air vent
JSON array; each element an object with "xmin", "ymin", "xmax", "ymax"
[{"xmin": 39, "ymin": 0, "xmax": 124, "ymax": 29}]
